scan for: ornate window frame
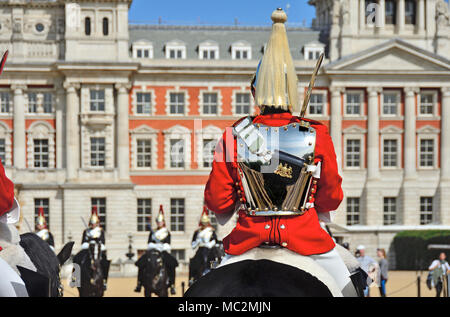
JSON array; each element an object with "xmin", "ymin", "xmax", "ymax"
[
  {"xmin": 380, "ymin": 125, "xmax": 403, "ymax": 170},
  {"xmin": 231, "ymin": 41, "xmax": 252, "ymax": 60},
  {"xmin": 418, "ymin": 90, "xmax": 439, "ymax": 119},
  {"xmin": 132, "ymin": 87, "xmax": 156, "ymax": 116},
  {"xmin": 26, "ymin": 121, "xmax": 55, "ymax": 169},
  {"xmin": 343, "ymin": 125, "xmax": 367, "ymax": 170},
  {"xmin": 80, "ymin": 85, "xmax": 114, "ymax": 114},
  {"xmin": 231, "ymin": 88, "xmax": 254, "ymax": 116},
  {"xmin": 130, "ymin": 125, "xmax": 159, "ymax": 171},
  {"xmin": 198, "ymin": 88, "xmax": 222, "ymax": 116},
  {"xmin": 163, "ymin": 125, "xmax": 191, "ymax": 170},
  {"xmin": 344, "ymin": 90, "xmax": 365, "ymax": 118},
  {"xmin": 198, "ymin": 41, "xmax": 219, "ymax": 60},
  {"xmin": 132, "ymin": 40, "xmax": 154, "ymax": 59},
  {"xmin": 381, "ymin": 90, "xmax": 401, "ymax": 118},
  {"xmin": 417, "ymin": 125, "xmax": 440, "ymax": 170},
  {"xmin": 25, "ymin": 89, "xmax": 55, "ymax": 116},
  {"xmin": 81, "ymin": 125, "xmax": 114, "ymax": 169},
  {"xmin": 165, "ymin": 88, "xmax": 190, "ymax": 116},
  {"xmin": 165, "ymin": 40, "xmax": 187, "ymax": 59},
  {"xmin": 0, "ymin": 121, "xmax": 12, "ymax": 166},
  {"xmin": 195, "ymin": 125, "xmax": 222, "ymax": 170}
]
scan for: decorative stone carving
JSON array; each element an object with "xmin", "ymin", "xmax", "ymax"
[{"xmin": 436, "ymin": 0, "xmax": 449, "ymax": 28}]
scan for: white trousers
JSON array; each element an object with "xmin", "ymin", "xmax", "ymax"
[
  {"xmin": 310, "ymin": 248, "xmax": 352, "ymax": 292},
  {"xmin": 0, "ymin": 257, "xmax": 28, "ymax": 297}
]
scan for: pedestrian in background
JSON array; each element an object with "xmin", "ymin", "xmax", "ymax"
[
  {"xmin": 356, "ymin": 245, "xmax": 376, "ymax": 297},
  {"xmin": 377, "ymin": 248, "xmax": 389, "ymax": 297},
  {"xmin": 428, "ymin": 252, "xmax": 450, "ymax": 297}
]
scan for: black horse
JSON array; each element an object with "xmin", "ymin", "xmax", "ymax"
[
  {"xmin": 18, "ymin": 233, "xmax": 74, "ymax": 297},
  {"xmin": 189, "ymin": 244, "xmax": 224, "ymax": 285},
  {"xmin": 185, "ymin": 259, "xmax": 335, "ymax": 297},
  {"xmin": 141, "ymin": 250, "xmax": 170, "ymax": 297},
  {"xmin": 74, "ymin": 241, "xmax": 108, "ymax": 297}
]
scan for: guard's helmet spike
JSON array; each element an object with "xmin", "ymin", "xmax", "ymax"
[
  {"xmin": 199, "ymin": 206, "xmax": 211, "ymax": 226},
  {"xmin": 156, "ymin": 204, "xmax": 165, "ymax": 226},
  {"xmin": 89, "ymin": 205, "xmax": 100, "ymax": 226},
  {"xmin": 254, "ymin": 8, "xmax": 299, "ymax": 113},
  {"xmin": 36, "ymin": 206, "xmax": 47, "ymax": 229}
]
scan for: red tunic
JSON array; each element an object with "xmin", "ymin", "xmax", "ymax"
[
  {"xmin": 0, "ymin": 161, "xmax": 14, "ymax": 217},
  {"xmin": 204, "ymin": 112, "xmax": 343, "ymax": 256}
]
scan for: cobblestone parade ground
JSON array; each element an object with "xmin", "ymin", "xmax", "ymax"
[{"xmin": 61, "ymin": 271, "xmax": 441, "ymax": 297}]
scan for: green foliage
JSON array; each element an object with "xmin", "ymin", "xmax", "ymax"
[{"xmin": 393, "ymin": 230, "xmax": 450, "ymax": 270}]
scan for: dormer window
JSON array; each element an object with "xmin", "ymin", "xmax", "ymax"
[
  {"xmin": 199, "ymin": 41, "xmax": 219, "ymax": 60},
  {"xmin": 231, "ymin": 41, "xmax": 252, "ymax": 60},
  {"xmin": 133, "ymin": 40, "xmax": 154, "ymax": 59},
  {"xmin": 165, "ymin": 40, "xmax": 186, "ymax": 59},
  {"xmin": 303, "ymin": 41, "xmax": 325, "ymax": 60}
]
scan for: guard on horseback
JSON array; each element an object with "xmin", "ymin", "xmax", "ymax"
[
  {"xmin": 204, "ymin": 8, "xmax": 363, "ymax": 297},
  {"xmin": 73, "ymin": 206, "xmax": 110, "ymax": 292},
  {"xmin": 134, "ymin": 205, "xmax": 178, "ymax": 295},
  {"xmin": 188, "ymin": 206, "xmax": 218, "ymax": 286},
  {"xmin": 35, "ymin": 207, "xmax": 55, "ymax": 251}
]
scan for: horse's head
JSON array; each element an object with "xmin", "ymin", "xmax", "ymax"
[{"xmin": 145, "ymin": 250, "xmax": 167, "ymax": 292}]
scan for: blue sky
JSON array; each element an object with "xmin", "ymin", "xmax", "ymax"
[{"xmin": 129, "ymin": 0, "xmax": 316, "ymax": 27}]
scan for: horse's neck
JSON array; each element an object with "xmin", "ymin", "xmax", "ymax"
[{"xmin": 219, "ymin": 247, "xmax": 343, "ymax": 297}]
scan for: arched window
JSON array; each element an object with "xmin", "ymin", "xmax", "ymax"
[
  {"xmin": 102, "ymin": 18, "xmax": 109, "ymax": 36},
  {"xmin": 85, "ymin": 17, "xmax": 91, "ymax": 36}
]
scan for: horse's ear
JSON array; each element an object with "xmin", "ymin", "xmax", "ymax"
[{"xmin": 57, "ymin": 241, "xmax": 75, "ymax": 265}]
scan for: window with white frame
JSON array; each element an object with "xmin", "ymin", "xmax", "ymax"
[
  {"xmin": 169, "ymin": 92, "xmax": 186, "ymax": 115},
  {"xmin": 137, "ymin": 198, "xmax": 152, "ymax": 232},
  {"xmin": 136, "ymin": 139, "xmax": 152, "ymax": 168},
  {"xmin": 382, "ymin": 91, "xmax": 399, "ymax": 116},
  {"xmin": 90, "ymin": 137, "xmax": 106, "ymax": 167},
  {"xmin": 43, "ymin": 93, "xmax": 53, "ymax": 113},
  {"xmin": 234, "ymin": 92, "xmax": 251, "ymax": 115},
  {"xmin": 420, "ymin": 197, "xmax": 433, "ymax": 225},
  {"xmin": 0, "ymin": 138, "xmax": 5, "ymax": 165},
  {"xmin": 309, "ymin": 93, "xmax": 326, "ymax": 115},
  {"xmin": 170, "ymin": 139, "xmax": 185, "ymax": 168},
  {"xmin": 345, "ymin": 139, "xmax": 361, "ymax": 168},
  {"xmin": 171, "ymin": 249, "xmax": 186, "ymax": 262},
  {"xmin": 199, "ymin": 41, "xmax": 219, "ymax": 60},
  {"xmin": 34, "ymin": 198, "xmax": 50, "ymax": 228},
  {"xmin": 346, "ymin": 197, "xmax": 361, "ymax": 226},
  {"xmin": 202, "ymin": 139, "xmax": 216, "ymax": 168},
  {"xmin": 165, "ymin": 41, "xmax": 186, "ymax": 59},
  {"xmin": 304, "ymin": 42, "xmax": 325, "ymax": 61},
  {"xmin": 90, "ymin": 90, "xmax": 105, "ymax": 112},
  {"xmin": 133, "ymin": 41, "xmax": 153, "ymax": 59},
  {"xmin": 170, "ymin": 198, "xmax": 185, "ymax": 232},
  {"xmin": 33, "ymin": 139, "xmax": 49, "ymax": 168},
  {"xmin": 232, "ymin": 42, "xmax": 252, "ymax": 60},
  {"xmin": 0, "ymin": 92, "xmax": 10, "ymax": 113},
  {"xmin": 28, "ymin": 92, "xmax": 53, "ymax": 114},
  {"xmin": 28, "ymin": 93, "xmax": 38, "ymax": 113},
  {"xmin": 383, "ymin": 197, "xmax": 397, "ymax": 225},
  {"xmin": 136, "ymin": 92, "xmax": 152, "ymax": 114},
  {"xmin": 91, "ymin": 197, "xmax": 107, "ymax": 230},
  {"xmin": 345, "ymin": 92, "xmax": 363, "ymax": 116},
  {"xmin": 202, "ymin": 92, "xmax": 218, "ymax": 115},
  {"xmin": 419, "ymin": 138, "xmax": 434, "ymax": 168},
  {"xmin": 419, "ymin": 91, "xmax": 437, "ymax": 116},
  {"xmin": 383, "ymin": 139, "xmax": 398, "ymax": 168}
]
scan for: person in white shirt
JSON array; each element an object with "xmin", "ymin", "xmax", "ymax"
[{"xmin": 428, "ymin": 252, "xmax": 450, "ymax": 297}]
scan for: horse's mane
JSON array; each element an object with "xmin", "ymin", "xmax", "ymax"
[{"xmin": 19, "ymin": 233, "xmax": 60, "ymax": 281}]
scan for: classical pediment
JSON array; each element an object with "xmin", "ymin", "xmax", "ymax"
[{"xmin": 325, "ymin": 39, "xmax": 450, "ymax": 73}]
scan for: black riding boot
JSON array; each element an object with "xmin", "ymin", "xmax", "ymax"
[{"xmin": 134, "ymin": 267, "xmax": 143, "ymax": 292}]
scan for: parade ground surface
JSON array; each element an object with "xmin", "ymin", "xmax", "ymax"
[{"xmin": 61, "ymin": 271, "xmax": 437, "ymax": 297}]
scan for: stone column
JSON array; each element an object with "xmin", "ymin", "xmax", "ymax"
[
  {"xmin": 441, "ymin": 87, "xmax": 450, "ymax": 180},
  {"xmin": 403, "ymin": 87, "xmax": 419, "ymax": 180},
  {"xmin": 64, "ymin": 82, "xmax": 80, "ymax": 181},
  {"xmin": 367, "ymin": 87, "xmax": 381, "ymax": 180},
  {"xmin": 12, "ymin": 84, "xmax": 26, "ymax": 169},
  {"xmin": 416, "ymin": 0, "xmax": 425, "ymax": 34},
  {"xmin": 55, "ymin": 85, "xmax": 65, "ymax": 169},
  {"xmin": 330, "ymin": 86, "xmax": 345, "ymax": 171},
  {"xmin": 115, "ymin": 83, "xmax": 131, "ymax": 181},
  {"xmin": 396, "ymin": 0, "xmax": 405, "ymax": 32}
]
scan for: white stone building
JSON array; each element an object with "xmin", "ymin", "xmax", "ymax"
[{"xmin": 0, "ymin": 0, "xmax": 447, "ymax": 272}]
